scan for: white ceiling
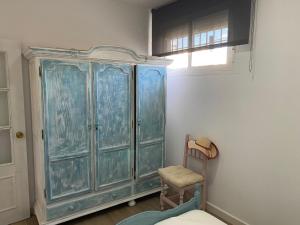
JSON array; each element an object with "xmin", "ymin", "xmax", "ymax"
[{"xmin": 118, "ymin": 0, "xmax": 175, "ymax": 9}]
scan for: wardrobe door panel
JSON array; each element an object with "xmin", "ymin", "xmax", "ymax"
[
  {"xmin": 136, "ymin": 65, "xmax": 166, "ymax": 179},
  {"xmin": 96, "ymin": 148, "xmax": 131, "ymax": 186},
  {"xmin": 93, "ymin": 63, "xmax": 132, "ymax": 189},
  {"xmin": 138, "ymin": 142, "xmax": 163, "ymax": 176},
  {"xmin": 49, "ymin": 157, "xmax": 91, "ymax": 199},
  {"xmin": 42, "ymin": 60, "xmax": 91, "ymax": 202}
]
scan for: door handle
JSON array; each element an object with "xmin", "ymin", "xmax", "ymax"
[{"xmin": 16, "ymin": 131, "xmax": 24, "ymax": 139}]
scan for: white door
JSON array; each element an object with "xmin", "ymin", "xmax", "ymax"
[{"xmin": 0, "ymin": 40, "xmax": 30, "ymax": 225}]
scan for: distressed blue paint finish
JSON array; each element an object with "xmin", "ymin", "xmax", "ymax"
[
  {"xmin": 97, "ymin": 149, "xmax": 131, "ymax": 186},
  {"xmin": 135, "ymin": 177, "xmax": 160, "ymax": 194},
  {"xmin": 47, "ymin": 185, "xmax": 131, "ymax": 220},
  {"xmin": 42, "ymin": 60, "xmax": 91, "ymax": 202},
  {"xmin": 93, "ymin": 63, "xmax": 132, "ymax": 188},
  {"xmin": 49, "ymin": 157, "xmax": 90, "ymax": 200},
  {"xmin": 117, "ymin": 184, "xmax": 201, "ymax": 225},
  {"xmin": 42, "ymin": 60, "xmax": 89, "ymax": 157},
  {"xmin": 138, "ymin": 143, "xmax": 163, "ymax": 177},
  {"xmin": 136, "ymin": 65, "xmax": 166, "ymax": 179}
]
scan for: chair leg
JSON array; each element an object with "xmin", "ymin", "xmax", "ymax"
[
  {"xmin": 160, "ymin": 178, "xmax": 165, "ymax": 210},
  {"xmin": 179, "ymin": 189, "xmax": 185, "ymax": 205},
  {"xmin": 202, "ymin": 181, "xmax": 207, "ymax": 210}
]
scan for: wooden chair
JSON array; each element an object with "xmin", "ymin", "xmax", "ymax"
[{"xmin": 158, "ymin": 134, "xmax": 210, "ymax": 211}]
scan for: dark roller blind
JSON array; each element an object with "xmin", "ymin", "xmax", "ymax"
[{"xmin": 152, "ymin": 0, "xmax": 252, "ymax": 56}]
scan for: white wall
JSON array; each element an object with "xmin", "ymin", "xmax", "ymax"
[
  {"xmin": 166, "ymin": 0, "xmax": 300, "ymax": 225},
  {"xmin": 0, "ymin": 0, "xmax": 148, "ymax": 54},
  {"xmin": 0, "ymin": 0, "xmax": 148, "ymax": 209}
]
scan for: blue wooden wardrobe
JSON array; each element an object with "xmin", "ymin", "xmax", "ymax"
[{"xmin": 24, "ymin": 46, "xmax": 170, "ymax": 225}]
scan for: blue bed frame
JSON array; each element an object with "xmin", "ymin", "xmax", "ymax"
[{"xmin": 116, "ymin": 183, "xmax": 201, "ymax": 225}]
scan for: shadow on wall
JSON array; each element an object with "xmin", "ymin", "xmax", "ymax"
[{"xmin": 207, "ymin": 158, "xmax": 220, "ymax": 187}]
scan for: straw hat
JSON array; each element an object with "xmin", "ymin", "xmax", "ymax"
[{"xmin": 188, "ymin": 137, "xmax": 219, "ymax": 160}]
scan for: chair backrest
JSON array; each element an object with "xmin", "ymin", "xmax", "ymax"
[{"xmin": 183, "ymin": 134, "xmax": 208, "ymax": 176}]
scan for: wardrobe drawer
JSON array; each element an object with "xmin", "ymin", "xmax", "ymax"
[
  {"xmin": 47, "ymin": 185, "xmax": 131, "ymax": 220},
  {"xmin": 135, "ymin": 177, "xmax": 160, "ymax": 194}
]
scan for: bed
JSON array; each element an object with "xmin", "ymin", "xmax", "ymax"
[{"xmin": 116, "ymin": 184, "xmax": 226, "ymax": 225}]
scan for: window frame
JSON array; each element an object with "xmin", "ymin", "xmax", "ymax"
[{"xmin": 165, "ymin": 46, "xmax": 235, "ymax": 76}]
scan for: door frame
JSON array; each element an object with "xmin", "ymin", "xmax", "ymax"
[{"xmin": 0, "ymin": 39, "xmax": 30, "ymax": 225}]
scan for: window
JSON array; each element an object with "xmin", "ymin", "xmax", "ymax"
[
  {"xmin": 167, "ymin": 53, "xmax": 189, "ymax": 69},
  {"xmin": 167, "ymin": 47, "xmax": 229, "ymax": 69},
  {"xmin": 191, "ymin": 47, "xmax": 228, "ymax": 67},
  {"xmin": 193, "ymin": 27, "xmax": 228, "ymax": 47},
  {"xmin": 163, "ymin": 10, "xmax": 230, "ymax": 69},
  {"xmin": 152, "ymin": 0, "xmax": 252, "ymax": 57},
  {"xmin": 171, "ymin": 36, "xmax": 188, "ymax": 52},
  {"xmin": 167, "ymin": 27, "xmax": 229, "ymax": 69}
]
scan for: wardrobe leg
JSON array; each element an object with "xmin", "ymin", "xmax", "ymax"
[{"xmin": 128, "ymin": 200, "xmax": 136, "ymax": 207}]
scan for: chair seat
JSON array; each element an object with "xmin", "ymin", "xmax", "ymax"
[{"xmin": 158, "ymin": 165, "xmax": 204, "ymax": 188}]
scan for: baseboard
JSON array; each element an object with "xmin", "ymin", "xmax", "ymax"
[{"xmin": 206, "ymin": 202, "xmax": 250, "ymax": 225}]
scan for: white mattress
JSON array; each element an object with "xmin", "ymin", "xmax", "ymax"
[{"xmin": 155, "ymin": 210, "xmax": 227, "ymax": 225}]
